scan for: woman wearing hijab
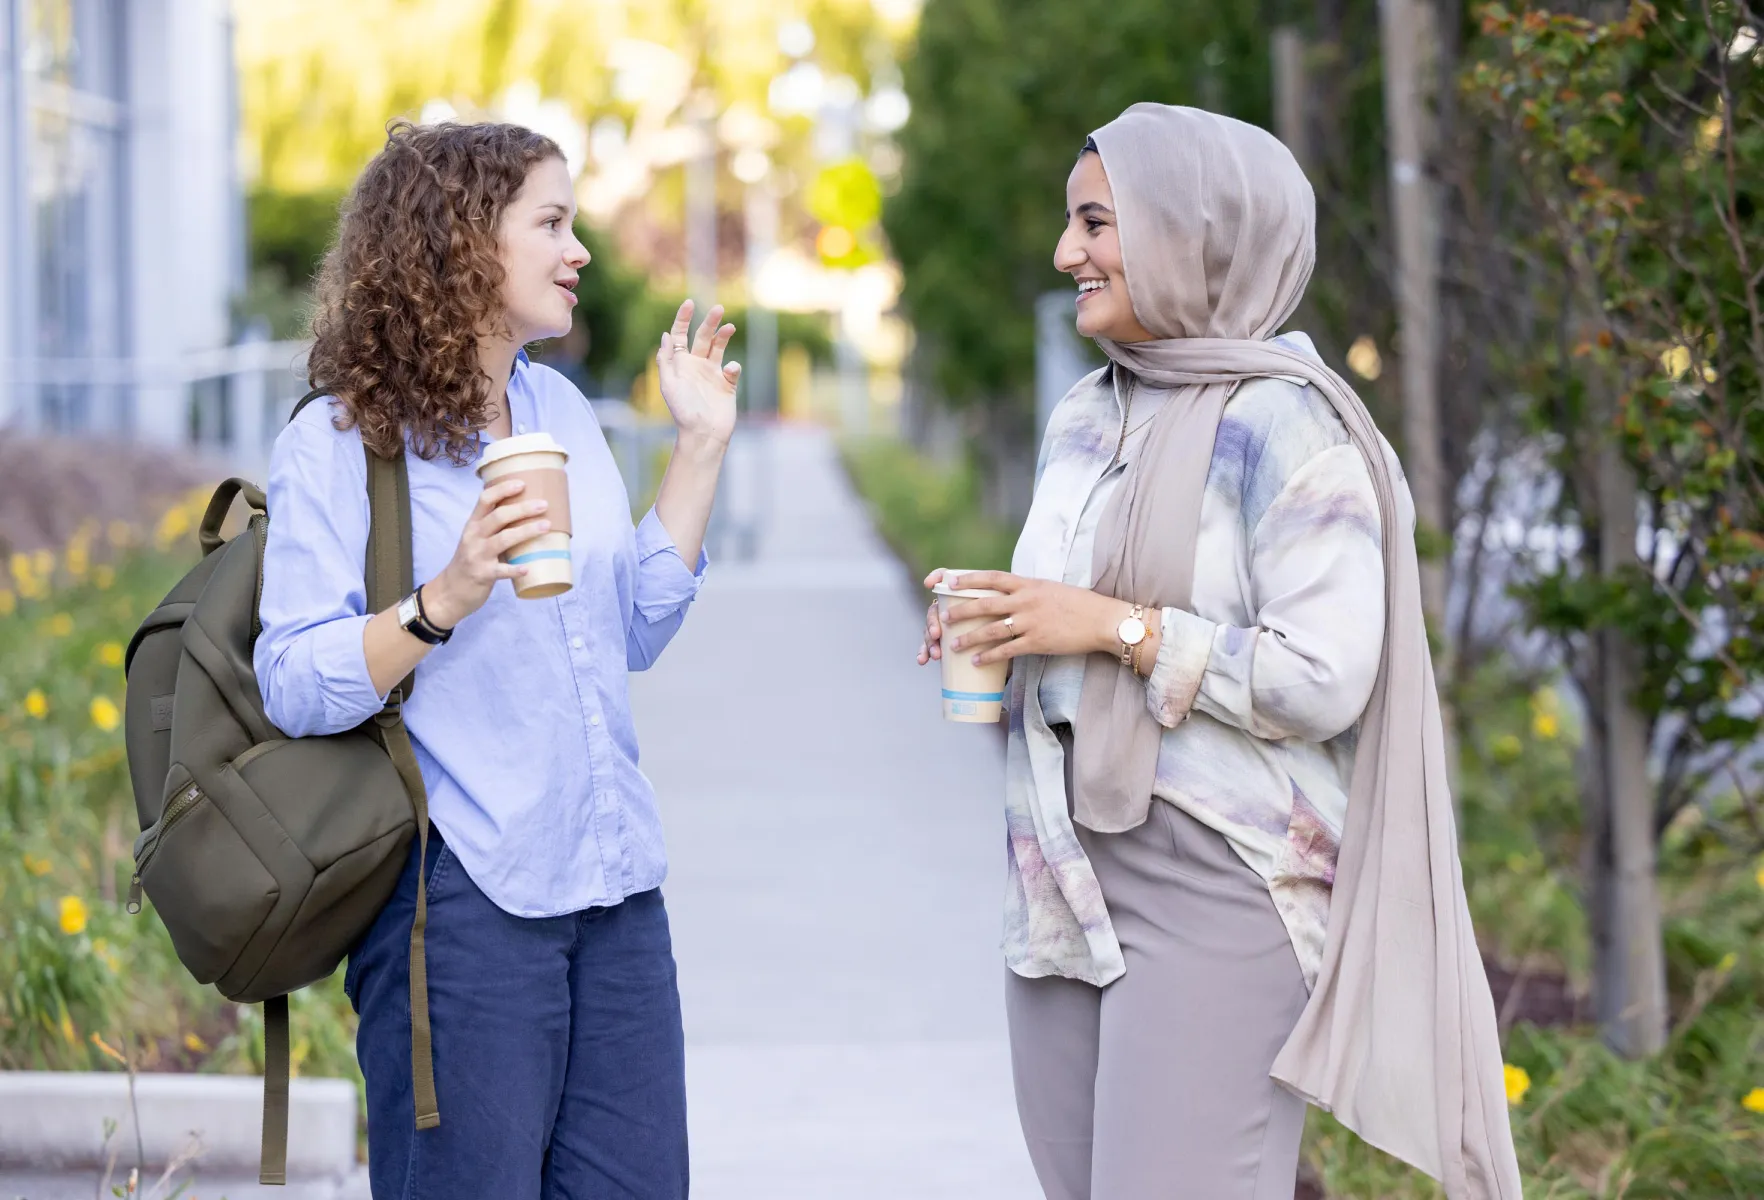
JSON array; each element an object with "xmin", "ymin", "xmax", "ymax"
[{"xmin": 918, "ymin": 105, "xmax": 1521, "ymax": 1199}]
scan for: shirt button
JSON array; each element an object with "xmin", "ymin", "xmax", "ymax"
[
  {"xmin": 570, "ymin": 636, "xmax": 584, "ymax": 650},
  {"xmin": 589, "ymin": 714, "xmax": 601, "ymax": 727},
  {"xmin": 517, "ymin": 422, "xmax": 527, "ymax": 433}
]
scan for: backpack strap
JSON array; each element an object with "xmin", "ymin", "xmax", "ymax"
[
  {"xmin": 259, "ymin": 994, "xmax": 291, "ymax": 1184},
  {"xmin": 198, "ymin": 478, "xmax": 268, "ymax": 557},
  {"xmin": 257, "ymin": 398, "xmax": 441, "ymax": 1183},
  {"xmin": 363, "ymin": 445, "xmax": 440, "ymax": 1132}
]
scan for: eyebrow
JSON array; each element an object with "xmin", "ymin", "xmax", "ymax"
[
  {"xmin": 538, "ymin": 202, "xmax": 571, "ymax": 217},
  {"xmin": 1065, "ymin": 201, "xmax": 1114, "ymax": 220}
]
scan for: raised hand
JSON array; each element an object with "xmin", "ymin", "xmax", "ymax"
[{"xmin": 656, "ymin": 300, "xmax": 740, "ymax": 447}]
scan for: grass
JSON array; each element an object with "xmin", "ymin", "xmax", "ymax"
[{"xmin": 843, "ymin": 435, "xmax": 1764, "ymax": 1198}]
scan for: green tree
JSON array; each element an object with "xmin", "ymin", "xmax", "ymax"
[
  {"xmin": 883, "ymin": 0, "xmax": 1280, "ymax": 512},
  {"xmin": 1466, "ymin": 0, "xmax": 1764, "ymax": 1056}
]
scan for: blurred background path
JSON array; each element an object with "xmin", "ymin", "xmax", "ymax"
[{"xmin": 629, "ymin": 424, "xmax": 1037, "ymax": 1199}]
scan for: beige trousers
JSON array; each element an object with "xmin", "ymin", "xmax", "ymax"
[{"xmin": 1005, "ymin": 730, "xmax": 1309, "ymax": 1199}]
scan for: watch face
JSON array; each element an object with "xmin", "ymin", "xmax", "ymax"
[
  {"xmin": 1118, "ymin": 616, "xmax": 1147, "ymax": 646},
  {"xmin": 398, "ymin": 594, "xmax": 420, "ymax": 627}
]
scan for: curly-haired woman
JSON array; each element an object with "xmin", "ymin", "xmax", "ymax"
[{"xmin": 254, "ymin": 121, "xmax": 736, "ymax": 1197}]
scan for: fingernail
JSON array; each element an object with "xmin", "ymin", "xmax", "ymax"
[
  {"xmin": 972, "ymin": 654, "xmax": 983, "ymax": 666},
  {"xmin": 538, "ymin": 521, "xmax": 551, "ymax": 531}
]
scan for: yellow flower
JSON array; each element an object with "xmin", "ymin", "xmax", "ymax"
[
  {"xmin": 1718, "ymin": 952, "xmax": 1738, "ymax": 972},
  {"xmin": 0, "ymin": 590, "xmax": 14, "ymax": 616},
  {"xmin": 58, "ymin": 895, "xmax": 88, "ymax": 935},
  {"xmin": 183, "ymin": 1032, "xmax": 210, "ymax": 1054},
  {"xmin": 1756, "ymin": 862, "xmax": 1764, "ymax": 891},
  {"xmin": 22, "ymin": 853, "xmax": 52, "ymax": 876},
  {"xmin": 60, "ymin": 1009, "xmax": 77, "ymax": 1045},
  {"xmin": 65, "ymin": 544, "xmax": 88, "ymax": 579},
  {"xmin": 97, "ymin": 642, "xmax": 124, "ymax": 668},
  {"xmin": 89, "ymin": 1031, "xmax": 127, "ymax": 1065},
  {"xmin": 1531, "ymin": 711, "xmax": 1559, "ymax": 740},
  {"xmin": 42, "ymin": 612, "xmax": 74, "ymax": 637},
  {"xmin": 89, "ymin": 696, "xmax": 120, "ymax": 733},
  {"xmin": 8, "ymin": 551, "xmax": 31, "ymax": 588},
  {"xmin": 154, "ymin": 506, "xmax": 191, "ymax": 548},
  {"xmin": 24, "ymin": 689, "xmax": 48, "ymax": 719},
  {"xmin": 1743, "ymin": 1088, "xmax": 1764, "ymax": 1114},
  {"xmin": 92, "ymin": 564, "xmax": 115, "ymax": 590},
  {"xmin": 107, "ymin": 520, "xmax": 133, "ymax": 548},
  {"xmin": 1503, "ymin": 1063, "xmax": 1531, "ymax": 1105},
  {"xmin": 31, "ymin": 549, "xmax": 53, "ymax": 578}
]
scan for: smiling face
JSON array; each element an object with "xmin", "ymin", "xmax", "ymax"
[
  {"xmin": 496, "ymin": 155, "xmax": 591, "ymax": 344},
  {"xmin": 1054, "ymin": 150, "xmax": 1156, "ymax": 343}
]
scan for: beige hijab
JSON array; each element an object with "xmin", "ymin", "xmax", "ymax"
[{"xmin": 1073, "ymin": 104, "xmax": 1522, "ymax": 1197}]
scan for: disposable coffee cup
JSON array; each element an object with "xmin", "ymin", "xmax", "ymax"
[
  {"xmin": 933, "ymin": 571, "xmax": 1011, "ymax": 723},
  {"xmin": 475, "ymin": 432, "xmax": 573, "ymax": 599}
]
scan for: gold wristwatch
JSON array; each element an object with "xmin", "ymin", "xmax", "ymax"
[{"xmin": 1117, "ymin": 603, "xmax": 1149, "ymax": 677}]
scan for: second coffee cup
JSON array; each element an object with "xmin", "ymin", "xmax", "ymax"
[
  {"xmin": 475, "ymin": 432, "xmax": 573, "ymax": 599},
  {"xmin": 933, "ymin": 571, "xmax": 1011, "ymax": 723}
]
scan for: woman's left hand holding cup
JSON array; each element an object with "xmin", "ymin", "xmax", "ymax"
[{"xmin": 942, "ymin": 571, "xmax": 1137, "ymax": 666}]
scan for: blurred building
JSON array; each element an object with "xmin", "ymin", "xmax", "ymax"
[{"xmin": 1, "ymin": 0, "xmax": 286, "ymax": 461}]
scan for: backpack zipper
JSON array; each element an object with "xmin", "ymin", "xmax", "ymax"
[{"xmin": 128, "ymin": 782, "xmax": 204, "ymax": 914}]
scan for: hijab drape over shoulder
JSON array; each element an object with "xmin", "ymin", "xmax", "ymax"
[{"xmin": 1074, "ymin": 103, "xmax": 1522, "ymax": 1198}]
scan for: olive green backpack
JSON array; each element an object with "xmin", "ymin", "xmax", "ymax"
[{"xmin": 122, "ymin": 390, "xmax": 439, "ymax": 1184}]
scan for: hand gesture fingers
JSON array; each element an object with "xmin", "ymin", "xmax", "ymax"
[
  {"xmin": 667, "ymin": 299, "xmax": 695, "ymax": 352},
  {"xmin": 917, "ymin": 601, "xmax": 944, "ymax": 665},
  {"xmin": 946, "ymin": 594, "xmax": 1007, "ymax": 625},
  {"xmin": 478, "ymin": 497, "xmax": 548, "ymax": 537},
  {"xmin": 474, "ymin": 477, "xmax": 525, "ymax": 518},
  {"xmin": 946, "ymin": 570, "xmax": 1020, "ymax": 594},
  {"xmin": 691, "ymin": 304, "xmax": 725, "ymax": 355},
  {"xmin": 491, "ymin": 517, "xmax": 552, "ymax": 557}
]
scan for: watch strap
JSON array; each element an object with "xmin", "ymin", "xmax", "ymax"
[
  {"xmin": 1119, "ymin": 602, "xmax": 1147, "ymax": 668},
  {"xmin": 401, "ymin": 588, "xmax": 450, "ymax": 645}
]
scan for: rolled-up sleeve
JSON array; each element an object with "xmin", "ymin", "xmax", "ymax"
[
  {"xmin": 625, "ymin": 506, "xmax": 707, "ymax": 671},
  {"xmin": 253, "ymin": 417, "xmax": 389, "ymax": 737},
  {"xmin": 1146, "ymin": 444, "xmax": 1385, "ymax": 742}
]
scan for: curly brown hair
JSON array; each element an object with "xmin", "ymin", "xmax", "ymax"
[{"xmin": 307, "ymin": 120, "xmax": 563, "ymax": 464}]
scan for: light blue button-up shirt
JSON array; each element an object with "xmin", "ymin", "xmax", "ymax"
[{"xmin": 254, "ymin": 354, "xmax": 704, "ymax": 917}]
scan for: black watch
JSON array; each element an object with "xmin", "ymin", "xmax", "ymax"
[{"xmin": 397, "ymin": 586, "xmax": 452, "ymax": 645}]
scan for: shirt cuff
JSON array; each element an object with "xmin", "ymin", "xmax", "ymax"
[
  {"xmin": 1146, "ymin": 606, "xmax": 1214, "ymax": 727},
  {"xmin": 633, "ymin": 507, "xmax": 708, "ymax": 620},
  {"xmin": 309, "ymin": 613, "xmax": 390, "ymax": 728}
]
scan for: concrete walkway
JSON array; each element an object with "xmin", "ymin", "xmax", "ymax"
[{"xmin": 630, "ymin": 424, "xmax": 1038, "ymax": 1198}]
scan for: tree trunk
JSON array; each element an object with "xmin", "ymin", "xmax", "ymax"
[
  {"xmin": 1586, "ymin": 438, "xmax": 1669, "ymax": 1057},
  {"xmin": 1378, "ymin": 0, "xmax": 1450, "ymax": 625}
]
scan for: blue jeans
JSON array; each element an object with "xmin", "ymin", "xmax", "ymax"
[{"xmin": 346, "ymin": 828, "xmax": 689, "ymax": 1199}]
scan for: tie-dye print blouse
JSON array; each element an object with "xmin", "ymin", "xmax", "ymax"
[{"xmin": 1004, "ymin": 331, "xmax": 1398, "ymax": 990}]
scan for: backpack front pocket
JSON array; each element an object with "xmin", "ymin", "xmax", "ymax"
[{"xmin": 133, "ymin": 767, "xmax": 280, "ymax": 984}]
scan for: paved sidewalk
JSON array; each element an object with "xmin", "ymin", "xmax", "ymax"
[{"xmin": 630, "ymin": 424, "xmax": 1038, "ymax": 1198}]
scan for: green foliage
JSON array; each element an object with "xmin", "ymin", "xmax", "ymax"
[
  {"xmin": 0, "ymin": 507, "xmax": 360, "ymax": 1090},
  {"xmin": 249, "ymin": 187, "xmax": 347, "ymax": 288},
  {"xmin": 841, "ymin": 438, "xmax": 1017, "ymax": 578},
  {"xmin": 1466, "ymin": 2, "xmax": 1764, "ymax": 828},
  {"xmin": 884, "ymin": 0, "xmax": 1279, "ymax": 413}
]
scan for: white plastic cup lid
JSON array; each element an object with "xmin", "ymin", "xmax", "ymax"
[{"xmin": 476, "ymin": 431, "xmax": 569, "ymax": 473}]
